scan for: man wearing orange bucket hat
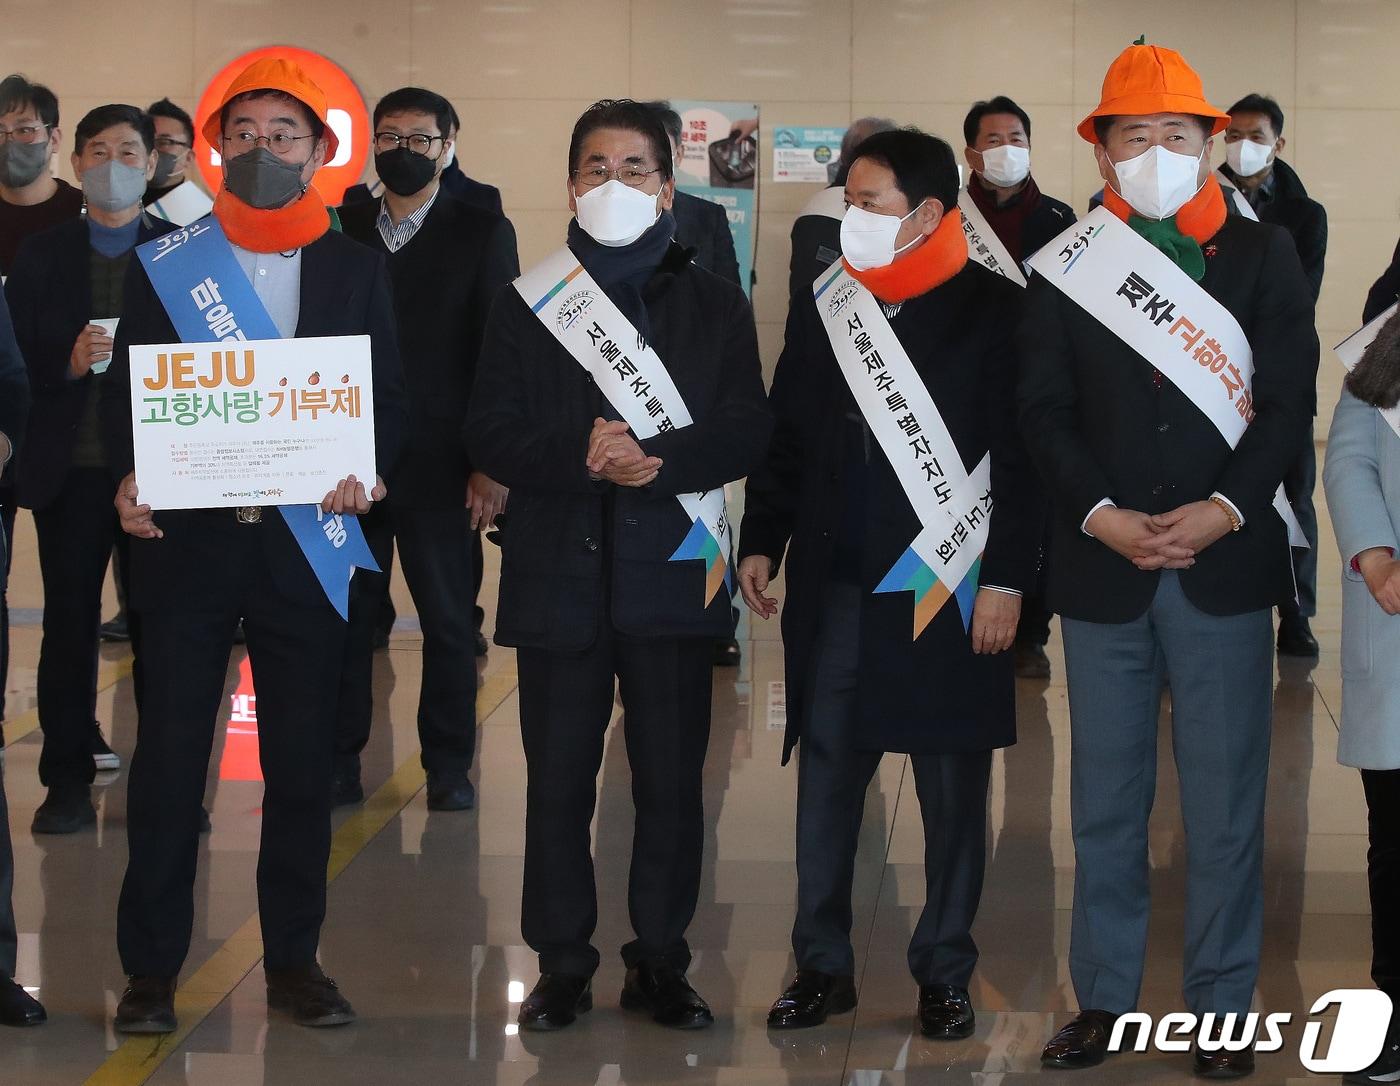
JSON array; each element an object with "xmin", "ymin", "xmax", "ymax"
[
  {"xmin": 96, "ymin": 56, "xmax": 405, "ymax": 1033},
  {"xmin": 1019, "ymin": 43, "xmax": 1317, "ymax": 1077}
]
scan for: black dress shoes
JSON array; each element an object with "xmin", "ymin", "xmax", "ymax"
[
  {"xmin": 31, "ymin": 788, "xmax": 96, "ymax": 835},
  {"xmin": 519, "ymin": 974, "xmax": 592, "ymax": 1031},
  {"xmin": 621, "ymin": 962, "xmax": 714, "ymax": 1029},
  {"xmin": 1014, "ymin": 641, "xmax": 1052, "ymax": 679},
  {"xmin": 918, "ymin": 984, "xmax": 975, "ymax": 1039},
  {"xmin": 1042, "ymin": 1009, "xmax": 1119, "ymax": 1069},
  {"xmin": 115, "ymin": 975, "xmax": 178, "ymax": 1034},
  {"xmin": 0, "ymin": 977, "xmax": 45, "ymax": 1027},
  {"xmin": 767, "ymin": 970, "xmax": 857, "ymax": 1029},
  {"xmin": 332, "ymin": 767, "xmax": 364, "ymax": 808},
  {"xmin": 712, "ymin": 638, "xmax": 741, "ymax": 667},
  {"xmin": 1277, "ymin": 616, "xmax": 1320, "ymax": 657},
  {"xmin": 265, "ymin": 964, "xmax": 356, "ymax": 1027},
  {"xmin": 1193, "ymin": 1043, "xmax": 1255, "ymax": 1079},
  {"xmin": 426, "ymin": 773, "xmax": 475, "ymax": 811}
]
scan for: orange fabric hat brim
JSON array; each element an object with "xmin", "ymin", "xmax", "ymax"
[
  {"xmin": 201, "ymin": 57, "xmax": 339, "ymax": 159},
  {"xmin": 1077, "ymin": 98, "xmax": 1229, "ymax": 143}
]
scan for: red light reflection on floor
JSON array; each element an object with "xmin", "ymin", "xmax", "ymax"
[{"xmin": 218, "ymin": 654, "xmax": 263, "ymax": 782}]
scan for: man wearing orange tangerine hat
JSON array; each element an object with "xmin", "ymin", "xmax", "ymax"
[
  {"xmin": 1018, "ymin": 43, "xmax": 1317, "ymax": 1077},
  {"xmin": 97, "ymin": 57, "xmax": 406, "ymax": 1033}
]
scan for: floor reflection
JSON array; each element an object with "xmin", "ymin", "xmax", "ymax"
[{"xmin": 0, "ymin": 491, "xmax": 1380, "ymax": 1083}]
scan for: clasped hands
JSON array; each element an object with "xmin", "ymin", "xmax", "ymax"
[
  {"xmin": 586, "ymin": 417, "xmax": 662, "ymax": 487},
  {"xmin": 1086, "ymin": 500, "xmax": 1235, "ymax": 571}
]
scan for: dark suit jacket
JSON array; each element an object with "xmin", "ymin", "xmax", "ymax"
[
  {"xmin": 0, "ymin": 292, "xmax": 26, "ymax": 459},
  {"xmin": 341, "ymin": 162, "xmax": 503, "ymax": 216},
  {"xmin": 98, "ymin": 229, "xmax": 407, "ymax": 611},
  {"xmin": 1220, "ymin": 159, "xmax": 1327, "ymax": 300},
  {"xmin": 787, "ymin": 185, "xmax": 845, "ymax": 300},
  {"xmin": 1365, "ymin": 236, "xmax": 1400, "ymax": 323},
  {"xmin": 5, "ymin": 214, "xmax": 179, "ymax": 510},
  {"xmin": 1020, "ymin": 191, "xmax": 1078, "ymax": 260},
  {"xmin": 741, "ymin": 263, "xmax": 1041, "ymax": 761},
  {"xmin": 1017, "ymin": 216, "xmax": 1319, "ymax": 623},
  {"xmin": 466, "ymin": 242, "xmax": 771, "ymax": 650},
  {"xmin": 671, "ymin": 189, "xmax": 741, "ymax": 287},
  {"xmin": 339, "ymin": 194, "xmax": 519, "ymax": 506}
]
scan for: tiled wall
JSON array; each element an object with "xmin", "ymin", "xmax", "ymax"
[{"xmin": 12, "ymin": 0, "xmax": 1398, "ymax": 425}]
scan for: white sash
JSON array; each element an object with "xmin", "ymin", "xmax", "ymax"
[
  {"xmin": 1026, "ymin": 206, "xmax": 1306, "ymax": 547},
  {"xmin": 1215, "ymin": 168, "xmax": 1260, "ymax": 221},
  {"xmin": 147, "ymin": 180, "xmax": 214, "ymax": 228},
  {"xmin": 813, "ymin": 260, "xmax": 991, "ymax": 638},
  {"xmin": 513, "ymin": 248, "xmax": 732, "ymax": 605},
  {"xmin": 1335, "ymin": 302, "xmax": 1400, "ymax": 439},
  {"xmin": 957, "ymin": 190, "xmax": 1027, "ymax": 286}
]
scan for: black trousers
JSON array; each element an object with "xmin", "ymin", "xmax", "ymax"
[
  {"xmin": 1280, "ymin": 426, "xmax": 1318, "ymax": 619},
  {"xmin": 793, "ymin": 583, "xmax": 992, "ymax": 986},
  {"xmin": 117, "ymin": 523, "xmax": 346, "ymax": 977},
  {"xmin": 32, "ymin": 467, "xmax": 126, "ymax": 793},
  {"xmin": 0, "ymin": 493, "xmax": 14, "ymax": 726},
  {"xmin": 517, "ymin": 625, "xmax": 712, "ymax": 977},
  {"xmin": 373, "ymin": 524, "xmax": 483, "ymax": 633},
  {"xmin": 0, "ymin": 520, "xmax": 16, "ymax": 978},
  {"xmin": 338, "ymin": 500, "xmax": 477, "ymax": 777},
  {"xmin": 1363, "ymin": 768, "xmax": 1400, "ymax": 999}
]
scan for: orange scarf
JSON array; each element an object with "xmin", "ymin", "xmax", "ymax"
[
  {"xmin": 843, "ymin": 208, "xmax": 970, "ymax": 304},
  {"xmin": 214, "ymin": 185, "xmax": 331, "ymax": 253},
  {"xmin": 1102, "ymin": 174, "xmax": 1227, "ymax": 245}
]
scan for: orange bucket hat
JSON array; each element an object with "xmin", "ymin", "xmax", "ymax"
[
  {"xmin": 200, "ymin": 56, "xmax": 339, "ymax": 159},
  {"xmin": 1078, "ymin": 43, "xmax": 1229, "ymax": 144}
]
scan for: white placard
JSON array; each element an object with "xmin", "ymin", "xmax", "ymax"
[{"xmin": 128, "ymin": 334, "xmax": 376, "ymax": 510}]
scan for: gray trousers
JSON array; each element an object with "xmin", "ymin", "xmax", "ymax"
[
  {"xmin": 792, "ymin": 583, "xmax": 992, "ymax": 986},
  {"xmin": 1061, "ymin": 571, "xmax": 1272, "ymax": 1016}
]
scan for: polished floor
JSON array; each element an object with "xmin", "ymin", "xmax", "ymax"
[{"xmin": 0, "ymin": 466, "xmax": 1377, "ymax": 1084}]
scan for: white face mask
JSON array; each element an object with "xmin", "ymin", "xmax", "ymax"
[
  {"xmin": 978, "ymin": 144, "xmax": 1031, "ymax": 188},
  {"xmin": 840, "ymin": 201, "xmax": 925, "ymax": 271},
  {"xmin": 1111, "ymin": 144, "xmax": 1206, "ymax": 221},
  {"xmin": 573, "ymin": 178, "xmax": 663, "ymax": 247},
  {"xmin": 1226, "ymin": 138, "xmax": 1273, "ymax": 178}
]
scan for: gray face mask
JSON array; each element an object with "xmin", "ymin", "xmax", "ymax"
[
  {"xmin": 81, "ymin": 160, "xmax": 148, "ymax": 213},
  {"xmin": 152, "ymin": 151, "xmax": 182, "ymax": 187},
  {"xmin": 0, "ymin": 140, "xmax": 50, "ymax": 188},
  {"xmin": 223, "ymin": 147, "xmax": 307, "ymax": 210}
]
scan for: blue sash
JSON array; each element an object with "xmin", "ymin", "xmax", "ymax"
[{"xmin": 136, "ymin": 217, "xmax": 378, "ymax": 620}]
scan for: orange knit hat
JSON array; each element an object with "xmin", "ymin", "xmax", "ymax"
[
  {"xmin": 200, "ymin": 56, "xmax": 339, "ymax": 159},
  {"xmin": 1078, "ymin": 43, "xmax": 1229, "ymax": 144}
]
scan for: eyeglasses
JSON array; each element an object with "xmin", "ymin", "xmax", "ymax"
[
  {"xmin": 154, "ymin": 136, "xmax": 190, "ymax": 152},
  {"xmin": 0, "ymin": 123, "xmax": 51, "ymax": 145},
  {"xmin": 221, "ymin": 132, "xmax": 315, "ymax": 156},
  {"xmin": 374, "ymin": 132, "xmax": 444, "ymax": 157},
  {"xmin": 572, "ymin": 164, "xmax": 662, "ymax": 188}
]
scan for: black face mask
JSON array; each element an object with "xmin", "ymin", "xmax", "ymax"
[
  {"xmin": 152, "ymin": 151, "xmax": 182, "ymax": 187},
  {"xmin": 223, "ymin": 147, "xmax": 307, "ymax": 210},
  {"xmin": 375, "ymin": 148, "xmax": 437, "ymax": 197}
]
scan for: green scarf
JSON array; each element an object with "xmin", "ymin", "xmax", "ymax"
[{"xmin": 1127, "ymin": 215, "xmax": 1205, "ymax": 281}]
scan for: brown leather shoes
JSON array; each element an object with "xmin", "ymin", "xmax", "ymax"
[{"xmin": 265, "ymin": 964, "xmax": 355, "ymax": 1027}]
